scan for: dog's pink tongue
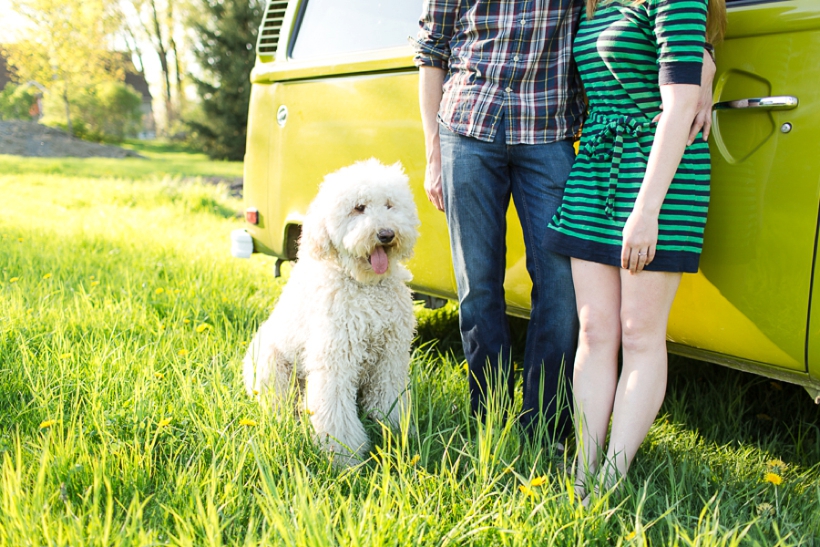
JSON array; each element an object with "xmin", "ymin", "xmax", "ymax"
[{"xmin": 370, "ymin": 246, "xmax": 389, "ymax": 274}]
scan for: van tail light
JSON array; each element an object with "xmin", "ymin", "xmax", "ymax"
[{"xmin": 245, "ymin": 207, "xmax": 259, "ymax": 225}]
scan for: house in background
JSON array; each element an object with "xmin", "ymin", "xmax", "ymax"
[
  {"xmin": 0, "ymin": 52, "xmax": 10, "ymax": 91},
  {"xmin": 0, "ymin": 49, "xmax": 44, "ymax": 120},
  {"xmin": 124, "ymin": 65, "xmax": 156, "ymax": 140}
]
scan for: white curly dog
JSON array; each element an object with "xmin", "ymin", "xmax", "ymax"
[{"xmin": 244, "ymin": 159, "xmax": 419, "ymax": 467}]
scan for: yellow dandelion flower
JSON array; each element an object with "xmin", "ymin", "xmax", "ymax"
[
  {"xmin": 767, "ymin": 459, "xmax": 787, "ymax": 469},
  {"xmin": 530, "ymin": 476, "xmax": 547, "ymax": 487},
  {"xmin": 305, "ymin": 408, "xmax": 315, "ymax": 416},
  {"xmin": 155, "ymin": 287, "xmax": 165, "ymax": 294},
  {"xmin": 462, "ymin": 362, "xmax": 469, "ymax": 373},
  {"xmin": 239, "ymin": 418, "xmax": 257, "ymax": 427},
  {"xmin": 410, "ymin": 454, "xmax": 421, "ymax": 466},
  {"xmin": 154, "ymin": 372, "xmax": 164, "ymax": 380},
  {"xmin": 195, "ymin": 323, "xmax": 211, "ymax": 333},
  {"xmin": 158, "ymin": 324, "xmax": 165, "ymax": 330},
  {"xmin": 90, "ymin": 281, "xmax": 100, "ymax": 287},
  {"xmin": 39, "ymin": 419, "xmax": 57, "ymax": 429},
  {"xmin": 625, "ymin": 531, "xmax": 637, "ymax": 541},
  {"xmin": 240, "ymin": 341, "xmax": 247, "ymax": 346},
  {"xmin": 90, "ymin": 275, "xmax": 95, "ymax": 279},
  {"xmin": 518, "ymin": 485, "xmax": 536, "ymax": 498},
  {"xmin": 58, "ymin": 353, "xmax": 71, "ymax": 360},
  {"xmin": 252, "ymin": 389, "xmax": 259, "ymax": 396},
  {"xmin": 42, "ymin": 273, "xmax": 52, "ymax": 279},
  {"xmin": 17, "ymin": 237, "xmax": 23, "ymax": 242},
  {"xmin": 10, "ymin": 277, "xmax": 19, "ymax": 283},
  {"xmin": 26, "ymin": 309, "xmax": 33, "ymax": 314},
  {"xmin": 158, "ymin": 417, "xmax": 172, "ymax": 428},
  {"xmin": 764, "ymin": 472, "xmax": 783, "ymax": 486},
  {"xmin": 183, "ymin": 319, "xmax": 190, "ymax": 324},
  {"xmin": 178, "ymin": 349, "xmax": 189, "ymax": 357}
]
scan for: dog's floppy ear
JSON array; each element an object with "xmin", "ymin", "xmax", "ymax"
[{"xmin": 299, "ymin": 196, "xmax": 334, "ymax": 261}]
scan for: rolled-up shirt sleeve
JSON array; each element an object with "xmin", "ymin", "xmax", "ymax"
[{"xmin": 413, "ymin": 0, "xmax": 457, "ymax": 69}]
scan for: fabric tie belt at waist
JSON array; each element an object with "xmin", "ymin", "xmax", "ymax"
[{"xmin": 582, "ymin": 114, "xmax": 653, "ymax": 220}]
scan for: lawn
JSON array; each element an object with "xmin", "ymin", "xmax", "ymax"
[
  {"xmin": 0, "ymin": 140, "xmax": 243, "ymax": 181},
  {"xmin": 0, "ymin": 147, "xmax": 818, "ymax": 546}
]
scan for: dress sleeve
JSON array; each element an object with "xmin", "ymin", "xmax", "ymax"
[
  {"xmin": 649, "ymin": 0, "xmax": 708, "ymax": 86},
  {"xmin": 413, "ymin": 0, "xmax": 458, "ymax": 70}
]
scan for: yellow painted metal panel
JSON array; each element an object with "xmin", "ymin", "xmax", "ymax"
[{"xmin": 669, "ymin": 0, "xmax": 820, "ymax": 373}]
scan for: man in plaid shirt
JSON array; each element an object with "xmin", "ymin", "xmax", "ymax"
[{"xmin": 414, "ymin": 0, "xmax": 715, "ymax": 444}]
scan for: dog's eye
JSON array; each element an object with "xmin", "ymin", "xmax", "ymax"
[{"xmin": 354, "ymin": 204, "xmax": 366, "ymax": 213}]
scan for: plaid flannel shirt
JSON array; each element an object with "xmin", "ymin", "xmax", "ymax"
[{"xmin": 414, "ymin": 0, "xmax": 586, "ymax": 144}]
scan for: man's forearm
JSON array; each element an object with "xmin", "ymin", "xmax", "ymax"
[{"xmin": 419, "ymin": 66, "xmax": 446, "ymax": 163}]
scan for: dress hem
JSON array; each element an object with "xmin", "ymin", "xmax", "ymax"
[{"xmin": 544, "ymin": 227, "xmax": 700, "ymax": 273}]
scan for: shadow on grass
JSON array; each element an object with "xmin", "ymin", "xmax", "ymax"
[
  {"xmin": 414, "ymin": 301, "xmax": 529, "ymax": 363},
  {"xmin": 414, "ymin": 303, "xmax": 820, "ymax": 468},
  {"xmin": 122, "ymin": 139, "xmax": 203, "ymax": 156},
  {"xmin": 665, "ymin": 356, "xmax": 820, "ymax": 468}
]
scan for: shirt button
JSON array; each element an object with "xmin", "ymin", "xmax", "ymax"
[
  {"xmin": 506, "ymin": 87, "xmax": 512, "ymax": 93},
  {"xmin": 513, "ymin": 55, "xmax": 520, "ymax": 62},
  {"xmin": 520, "ymin": 19, "xmax": 526, "ymax": 25}
]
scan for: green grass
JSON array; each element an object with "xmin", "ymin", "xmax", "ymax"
[
  {"xmin": 0, "ymin": 139, "xmax": 242, "ymax": 181},
  {"xmin": 1, "ymin": 150, "xmax": 819, "ymax": 546}
]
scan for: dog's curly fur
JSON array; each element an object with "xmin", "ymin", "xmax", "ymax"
[{"xmin": 243, "ymin": 159, "xmax": 420, "ymax": 467}]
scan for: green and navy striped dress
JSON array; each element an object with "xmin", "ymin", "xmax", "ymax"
[{"xmin": 545, "ymin": 0, "xmax": 710, "ymax": 273}]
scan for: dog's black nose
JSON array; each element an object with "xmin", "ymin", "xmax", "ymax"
[{"xmin": 377, "ymin": 229, "xmax": 395, "ymax": 244}]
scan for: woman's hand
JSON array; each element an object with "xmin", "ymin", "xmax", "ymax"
[{"xmin": 621, "ymin": 210, "xmax": 659, "ymax": 273}]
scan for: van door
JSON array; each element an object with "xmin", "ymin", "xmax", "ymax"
[{"xmin": 667, "ymin": 0, "xmax": 820, "ymax": 373}]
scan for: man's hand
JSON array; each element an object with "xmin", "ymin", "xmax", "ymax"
[
  {"xmin": 653, "ymin": 49, "xmax": 717, "ymax": 144},
  {"xmin": 425, "ymin": 144, "xmax": 444, "ymax": 211}
]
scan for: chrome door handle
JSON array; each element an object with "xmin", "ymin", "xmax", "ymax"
[{"xmin": 713, "ymin": 96, "xmax": 798, "ymax": 111}]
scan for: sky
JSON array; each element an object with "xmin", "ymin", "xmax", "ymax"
[{"xmin": 0, "ymin": 0, "xmax": 32, "ymax": 42}]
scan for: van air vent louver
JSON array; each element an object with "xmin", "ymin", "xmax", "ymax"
[{"xmin": 257, "ymin": 0, "xmax": 289, "ymax": 57}]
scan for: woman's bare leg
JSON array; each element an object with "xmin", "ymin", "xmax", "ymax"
[
  {"xmin": 570, "ymin": 258, "xmax": 622, "ymax": 496},
  {"xmin": 599, "ymin": 269, "xmax": 681, "ymax": 488}
]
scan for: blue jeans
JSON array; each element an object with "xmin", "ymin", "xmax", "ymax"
[{"xmin": 439, "ymin": 121, "xmax": 579, "ymax": 441}]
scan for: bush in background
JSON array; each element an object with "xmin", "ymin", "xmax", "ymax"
[
  {"xmin": 42, "ymin": 82, "xmax": 143, "ymax": 143},
  {"xmin": 0, "ymin": 84, "xmax": 40, "ymax": 120}
]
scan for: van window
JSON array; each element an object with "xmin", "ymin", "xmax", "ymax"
[{"xmin": 290, "ymin": 0, "xmax": 420, "ymax": 59}]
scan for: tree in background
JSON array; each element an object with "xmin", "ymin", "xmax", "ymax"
[
  {"xmin": 3, "ymin": 0, "xmax": 121, "ymax": 136},
  {"xmin": 187, "ymin": 0, "xmax": 264, "ymax": 160},
  {"xmin": 125, "ymin": 0, "xmax": 187, "ymax": 133}
]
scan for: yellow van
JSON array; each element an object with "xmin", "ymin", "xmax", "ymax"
[{"xmin": 240, "ymin": 0, "xmax": 820, "ymax": 402}]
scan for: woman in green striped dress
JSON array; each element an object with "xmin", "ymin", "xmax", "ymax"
[{"xmin": 544, "ymin": 0, "xmax": 726, "ymax": 497}]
